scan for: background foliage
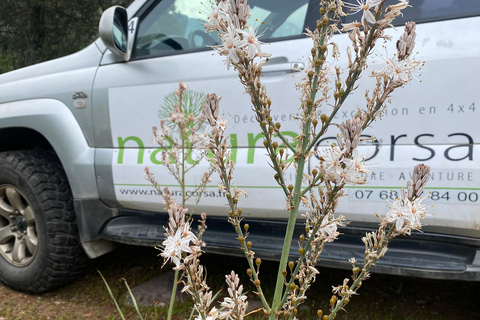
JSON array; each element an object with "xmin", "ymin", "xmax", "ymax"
[{"xmin": 0, "ymin": 0, "xmax": 135, "ymax": 74}]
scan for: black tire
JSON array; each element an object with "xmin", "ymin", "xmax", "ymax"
[{"xmin": 0, "ymin": 150, "xmax": 85, "ymax": 293}]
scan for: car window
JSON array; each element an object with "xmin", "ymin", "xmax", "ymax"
[
  {"xmin": 133, "ymin": 0, "xmax": 310, "ymax": 59},
  {"xmin": 343, "ymin": 0, "xmax": 480, "ymax": 25}
]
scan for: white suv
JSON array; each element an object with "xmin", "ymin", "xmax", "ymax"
[{"xmin": 0, "ymin": 0, "xmax": 478, "ymax": 292}]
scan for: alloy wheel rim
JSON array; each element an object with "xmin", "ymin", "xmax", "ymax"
[{"xmin": 0, "ymin": 185, "xmax": 38, "ymax": 266}]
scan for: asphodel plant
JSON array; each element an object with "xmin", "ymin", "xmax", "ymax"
[{"xmin": 157, "ymin": 1, "xmax": 432, "ymax": 319}]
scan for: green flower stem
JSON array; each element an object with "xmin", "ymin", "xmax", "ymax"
[
  {"xmin": 270, "ymin": 162, "xmax": 306, "ymax": 319},
  {"xmin": 328, "ymin": 227, "xmax": 395, "ymax": 319},
  {"xmin": 168, "ymin": 95, "xmax": 188, "ymax": 320},
  {"xmin": 246, "ymin": 82, "xmax": 290, "ymax": 199},
  {"xmin": 278, "ymin": 188, "xmax": 339, "ymax": 307},
  {"xmin": 214, "ymin": 135, "xmax": 271, "ymax": 313},
  {"xmin": 361, "ymin": 86, "xmax": 395, "ymax": 131},
  {"xmin": 268, "ymin": 12, "xmax": 337, "ymax": 316},
  {"xmin": 301, "ymin": 173, "xmax": 324, "ymax": 197},
  {"xmin": 274, "ymin": 130, "xmax": 297, "ymax": 154},
  {"xmin": 167, "ymin": 270, "xmax": 180, "ymax": 320},
  {"xmin": 307, "ymin": 22, "xmax": 381, "ymax": 153}
]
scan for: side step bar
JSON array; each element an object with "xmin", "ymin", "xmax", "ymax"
[{"xmin": 100, "ymin": 213, "xmax": 480, "ymax": 281}]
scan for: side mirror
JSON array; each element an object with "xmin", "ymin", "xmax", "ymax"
[{"xmin": 99, "ymin": 6, "xmax": 130, "ymax": 61}]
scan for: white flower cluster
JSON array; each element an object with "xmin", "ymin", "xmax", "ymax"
[
  {"xmin": 160, "ymin": 204, "xmax": 199, "ymax": 267},
  {"xmin": 320, "ymin": 147, "xmax": 370, "ymax": 185},
  {"xmin": 386, "ymin": 190, "xmax": 429, "ymax": 234},
  {"xmin": 219, "ymin": 271, "xmax": 248, "ymax": 320},
  {"xmin": 205, "ymin": 0, "xmax": 270, "ymax": 69},
  {"xmin": 318, "ymin": 119, "xmax": 371, "ymax": 185}
]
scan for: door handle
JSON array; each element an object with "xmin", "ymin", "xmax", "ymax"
[{"xmin": 262, "ymin": 57, "xmax": 305, "ymax": 74}]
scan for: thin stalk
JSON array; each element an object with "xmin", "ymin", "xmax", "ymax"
[
  {"xmin": 214, "ymin": 135, "xmax": 272, "ymax": 313},
  {"xmin": 168, "ymin": 96, "xmax": 187, "ymax": 320},
  {"xmin": 269, "ymin": 10, "xmax": 336, "ymax": 315},
  {"xmin": 270, "ymin": 152, "xmax": 307, "ymax": 319},
  {"xmin": 279, "ymin": 188, "xmax": 339, "ymax": 307},
  {"xmin": 328, "ymin": 227, "xmax": 395, "ymax": 319},
  {"xmin": 275, "ymin": 130, "xmax": 297, "ymax": 154},
  {"xmin": 307, "ymin": 22, "xmax": 381, "ymax": 153},
  {"xmin": 167, "ymin": 270, "xmax": 180, "ymax": 320}
]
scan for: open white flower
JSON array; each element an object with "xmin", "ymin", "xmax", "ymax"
[
  {"xmin": 386, "ymin": 198, "xmax": 411, "ymax": 231},
  {"xmin": 160, "ymin": 226, "xmax": 195, "ymax": 267},
  {"xmin": 344, "ymin": 0, "xmax": 383, "ymax": 26},
  {"xmin": 237, "ymin": 26, "xmax": 264, "ymax": 59},
  {"xmin": 216, "ymin": 22, "xmax": 243, "ymax": 69}
]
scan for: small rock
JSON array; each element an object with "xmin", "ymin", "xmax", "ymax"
[{"xmin": 124, "ymin": 270, "xmax": 189, "ymax": 307}]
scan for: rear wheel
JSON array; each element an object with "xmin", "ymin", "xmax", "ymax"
[{"xmin": 0, "ymin": 150, "xmax": 85, "ymax": 293}]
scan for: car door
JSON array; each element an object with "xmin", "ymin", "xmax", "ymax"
[
  {"xmin": 92, "ymin": 0, "xmax": 316, "ymax": 218},
  {"xmin": 322, "ymin": 0, "xmax": 480, "ymax": 237}
]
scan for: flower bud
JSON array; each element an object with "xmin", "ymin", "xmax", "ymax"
[
  {"xmin": 308, "ymin": 70, "xmax": 314, "ymax": 78},
  {"xmin": 282, "ymin": 270, "xmax": 287, "ymax": 277},
  {"xmin": 288, "ymin": 261, "xmax": 294, "ymax": 269},
  {"xmin": 272, "ymin": 141, "xmax": 278, "ymax": 149},
  {"xmin": 299, "ymin": 235, "xmax": 305, "ymax": 242},
  {"xmin": 244, "ymin": 223, "xmax": 249, "ymax": 230},
  {"xmin": 256, "ymin": 258, "xmax": 262, "ymax": 266},
  {"xmin": 275, "ymin": 122, "xmax": 281, "ymax": 129},
  {"xmin": 238, "ymin": 237, "xmax": 244, "ymax": 243},
  {"xmin": 247, "ymin": 268, "xmax": 253, "ymax": 277},
  {"xmin": 320, "ymin": 114, "xmax": 328, "ymax": 123},
  {"xmin": 317, "ymin": 310, "xmax": 323, "ymax": 317},
  {"xmin": 279, "ymin": 149, "xmax": 284, "ymax": 156},
  {"xmin": 289, "ymin": 283, "xmax": 296, "ymax": 291},
  {"xmin": 323, "ymin": 316, "xmax": 329, "ymax": 320},
  {"xmin": 312, "ymin": 118, "xmax": 318, "ymax": 127},
  {"xmin": 288, "ymin": 184, "xmax": 294, "ymax": 192},
  {"xmin": 254, "ymin": 279, "xmax": 261, "ymax": 287},
  {"xmin": 238, "ymin": 208, "xmax": 243, "ymax": 215},
  {"xmin": 298, "ymin": 247, "xmax": 304, "ymax": 254},
  {"xmin": 263, "ymin": 140, "xmax": 268, "ymax": 147},
  {"xmin": 247, "ymin": 241, "xmax": 252, "ymax": 248},
  {"xmin": 274, "ymin": 173, "xmax": 279, "ymax": 181},
  {"xmin": 312, "ymin": 169, "xmax": 318, "ymax": 177}
]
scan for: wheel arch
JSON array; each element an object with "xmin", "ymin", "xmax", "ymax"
[{"xmin": 0, "ymin": 99, "xmax": 99, "ymax": 199}]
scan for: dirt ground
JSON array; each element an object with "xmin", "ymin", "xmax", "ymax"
[{"xmin": 0, "ymin": 245, "xmax": 479, "ymax": 320}]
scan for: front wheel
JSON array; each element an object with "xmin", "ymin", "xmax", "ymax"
[{"xmin": 0, "ymin": 150, "xmax": 85, "ymax": 293}]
